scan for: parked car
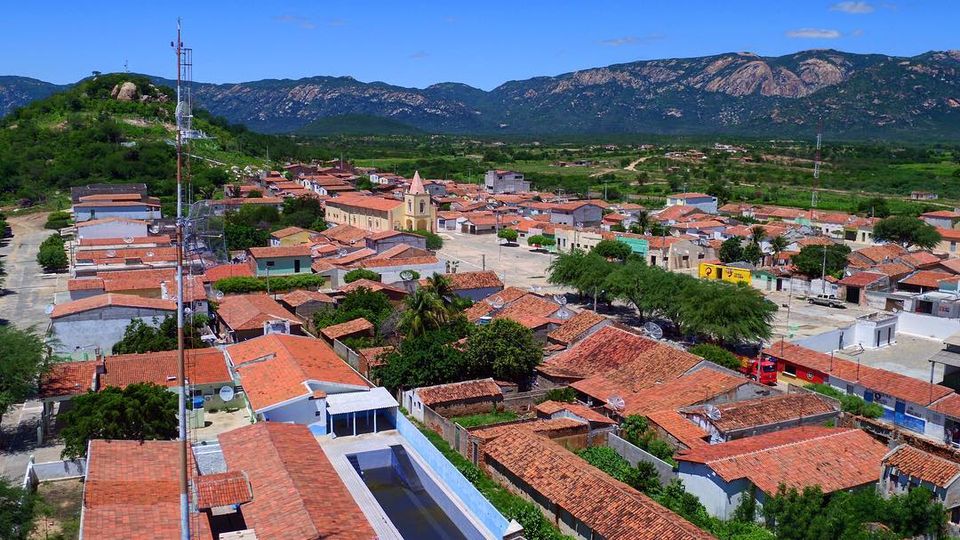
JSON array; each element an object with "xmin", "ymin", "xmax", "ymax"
[{"xmin": 808, "ymin": 294, "xmax": 845, "ymax": 309}]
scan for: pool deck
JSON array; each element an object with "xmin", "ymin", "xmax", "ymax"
[{"xmin": 318, "ymin": 430, "xmax": 498, "ymax": 540}]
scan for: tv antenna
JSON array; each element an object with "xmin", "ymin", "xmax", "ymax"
[
  {"xmin": 642, "ymin": 321, "xmax": 664, "ymax": 340},
  {"xmin": 607, "ymin": 396, "xmax": 625, "ymax": 412},
  {"xmin": 811, "ymin": 116, "xmax": 822, "ymax": 208},
  {"xmin": 489, "ymin": 295, "xmax": 505, "ymax": 310},
  {"xmin": 703, "ymin": 404, "xmax": 722, "ymax": 421}
]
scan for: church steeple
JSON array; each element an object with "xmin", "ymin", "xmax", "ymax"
[{"xmin": 408, "ymin": 170, "xmax": 426, "ymax": 195}]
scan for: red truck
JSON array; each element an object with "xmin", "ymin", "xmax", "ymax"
[{"xmin": 738, "ymin": 356, "xmax": 778, "ymax": 385}]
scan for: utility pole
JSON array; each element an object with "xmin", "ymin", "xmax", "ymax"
[
  {"xmin": 821, "ymin": 244, "xmax": 828, "ymax": 294},
  {"xmin": 173, "ymin": 18, "xmax": 190, "ymax": 540}
]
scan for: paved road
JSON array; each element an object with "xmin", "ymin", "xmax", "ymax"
[
  {"xmin": 437, "ymin": 231, "xmax": 562, "ymax": 293},
  {"xmin": 0, "ymin": 212, "xmax": 65, "ymax": 329}
]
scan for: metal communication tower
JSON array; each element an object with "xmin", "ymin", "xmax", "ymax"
[{"xmin": 811, "ymin": 117, "xmax": 823, "ymax": 208}]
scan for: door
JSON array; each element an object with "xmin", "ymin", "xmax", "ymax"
[
  {"xmin": 294, "ymin": 259, "xmax": 301, "ymax": 273},
  {"xmin": 847, "ymin": 287, "xmax": 860, "ymax": 305},
  {"xmin": 894, "ymin": 400, "xmax": 906, "ymax": 427}
]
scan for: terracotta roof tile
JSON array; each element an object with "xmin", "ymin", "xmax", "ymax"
[
  {"xmin": 40, "ymin": 360, "xmax": 97, "ymax": 399},
  {"xmin": 219, "ymin": 423, "xmax": 375, "ymax": 539},
  {"xmin": 281, "ymin": 289, "xmax": 335, "ymax": 307},
  {"xmin": 536, "ymin": 400, "xmax": 616, "ymax": 425},
  {"xmin": 336, "ymin": 279, "xmax": 405, "ymax": 296},
  {"xmin": 194, "ymin": 471, "xmax": 253, "ymax": 509},
  {"xmin": 248, "ymin": 245, "xmax": 312, "ymax": 258},
  {"xmin": 202, "ymin": 263, "xmax": 254, "ymax": 283},
  {"xmin": 216, "ymin": 294, "xmax": 299, "ymax": 332},
  {"xmin": 416, "ymin": 378, "xmax": 502, "ymax": 407},
  {"xmin": 470, "ymin": 417, "xmax": 587, "ymax": 442},
  {"xmin": 326, "ymin": 195, "xmax": 404, "ymax": 212},
  {"xmin": 321, "ymin": 224, "xmax": 371, "ymax": 244},
  {"xmin": 547, "ymin": 310, "xmax": 607, "ymax": 345},
  {"xmin": 484, "ymin": 429, "xmax": 713, "ymax": 540},
  {"xmin": 227, "ymin": 334, "xmax": 369, "ymax": 411},
  {"xmin": 270, "ymin": 226, "xmax": 317, "ymax": 239},
  {"xmin": 51, "ymin": 293, "xmax": 175, "ymax": 318},
  {"xmin": 676, "ymin": 427, "xmax": 888, "ymax": 495},
  {"xmin": 646, "ymin": 409, "xmax": 710, "ymax": 449},
  {"xmin": 320, "ymin": 317, "xmax": 374, "ymax": 340},
  {"xmin": 684, "ymin": 392, "xmax": 837, "ymax": 434},
  {"xmin": 616, "ymin": 369, "xmax": 748, "ymax": 417},
  {"xmin": 67, "ymin": 278, "xmax": 105, "ymax": 291},
  {"xmin": 99, "ymin": 349, "xmax": 230, "ymax": 389},
  {"xmin": 883, "ymin": 445, "xmax": 960, "ymax": 488},
  {"xmin": 838, "ymin": 272, "xmax": 886, "ymax": 287},
  {"xmin": 899, "ymin": 270, "xmax": 954, "ymax": 289},
  {"xmin": 441, "ymin": 271, "xmax": 504, "ymax": 291}
]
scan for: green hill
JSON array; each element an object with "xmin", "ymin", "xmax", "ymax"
[{"xmin": 296, "ymin": 114, "xmax": 424, "ymax": 136}]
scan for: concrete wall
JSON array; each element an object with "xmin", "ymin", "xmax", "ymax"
[
  {"xmin": 51, "ymin": 308, "xmax": 172, "ymax": 355},
  {"xmin": 606, "ymin": 432, "xmax": 676, "ymax": 485},
  {"xmin": 372, "ymin": 261, "xmax": 447, "ymax": 284},
  {"xmin": 678, "ymin": 461, "xmax": 752, "ymax": 520},
  {"xmin": 396, "ymin": 414, "xmax": 515, "ymax": 539},
  {"xmin": 262, "ymin": 397, "xmax": 325, "ymax": 433},
  {"xmin": 74, "ymin": 206, "xmax": 160, "ymax": 222},
  {"xmin": 455, "ymin": 286, "xmax": 504, "ymax": 302},
  {"xmin": 898, "ymin": 312, "xmax": 960, "ymax": 340},
  {"xmin": 75, "ymin": 220, "xmax": 148, "ymax": 240}
]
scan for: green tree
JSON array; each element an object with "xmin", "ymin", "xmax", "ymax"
[
  {"xmin": 791, "ymin": 243, "xmax": 851, "ymax": 278},
  {"xmin": 399, "ymin": 288, "xmax": 450, "ymax": 337},
  {"xmin": 111, "ymin": 315, "xmax": 209, "ymax": 354},
  {"xmin": 313, "ymin": 287, "xmax": 394, "ymax": 331},
  {"xmin": 857, "ymin": 196, "xmax": 891, "ymax": 218},
  {"xmin": 769, "ymin": 235, "xmax": 788, "ymax": 264},
  {"xmin": 60, "ymin": 383, "xmax": 178, "ymax": 459},
  {"xmin": 36, "ymin": 234, "xmax": 68, "ymax": 272},
  {"xmin": 718, "ymin": 236, "xmax": 744, "ymax": 263},
  {"xmin": 497, "ymin": 228, "xmax": 518, "ymax": 243},
  {"xmin": 374, "ymin": 326, "xmax": 467, "ymax": 391},
  {"xmin": 873, "ymin": 216, "xmax": 942, "ymax": 249},
  {"xmin": 463, "ymin": 319, "xmax": 541, "ymax": 385},
  {"xmin": 280, "ymin": 195, "xmax": 326, "ymax": 229},
  {"xmin": 44, "ymin": 211, "xmax": 72, "ymax": 230},
  {"xmin": 423, "ymin": 272, "xmax": 455, "ymax": 305},
  {"xmin": 680, "ymin": 281, "xmax": 776, "ymax": 343},
  {"xmin": 689, "ymin": 343, "xmax": 742, "ymax": 370},
  {"xmin": 527, "ymin": 234, "xmax": 555, "ymax": 249},
  {"xmin": 0, "ymin": 326, "xmax": 52, "ymax": 418},
  {"xmin": 592, "ymin": 239, "xmax": 632, "ymax": 261},
  {"xmin": 631, "ymin": 210, "xmax": 650, "ymax": 234},
  {"xmin": 743, "ymin": 242, "xmax": 763, "ymax": 265},
  {"xmin": 0, "ymin": 478, "xmax": 36, "ymax": 540},
  {"xmin": 543, "ymin": 387, "xmax": 576, "ymax": 402},
  {"xmin": 604, "ymin": 261, "xmax": 652, "ymax": 317},
  {"xmin": 344, "ymin": 268, "xmax": 381, "ymax": 283}
]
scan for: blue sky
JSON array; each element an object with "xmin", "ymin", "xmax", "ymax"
[{"xmin": 4, "ymin": 1, "xmax": 953, "ymax": 89}]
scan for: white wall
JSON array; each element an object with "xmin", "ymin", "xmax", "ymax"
[
  {"xmin": 262, "ymin": 397, "xmax": 324, "ymax": 430},
  {"xmin": 76, "ymin": 220, "xmax": 148, "ymax": 240},
  {"xmin": 898, "ymin": 312, "xmax": 960, "ymax": 340},
  {"xmin": 678, "ymin": 462, "xmax": 749, "ymax": 519}
]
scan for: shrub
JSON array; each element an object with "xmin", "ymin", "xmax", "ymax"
[
  {"xmin": 214, "ymin": 274, "xmax": 327, "ymax": 294},
  {"xmin": 344, "ymin": 268, "xmax": 381, "ymax": 283},
  {"xmin": 807, "ymin": 383, "xmax": 883, "ymax": 418},
  {"xmin": 688, "ymin": 343, "xmax": 742, "ymax": 371},
  {"xmin": 543, "ymin": 387, "xmax": 577, "ymax": 403},
  {"xmin": 37, "ymin": 234, "xmax": 67, "ymax": 272},
  {"xmin": 404, "ymin": 229, "xmax": 443, "ymax": 250},
  {"xmin": 44, "ymin": 211, "xmax": 72, "ymax": 230}
]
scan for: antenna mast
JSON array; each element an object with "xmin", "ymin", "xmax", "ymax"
[
  {"xmin": 811, "ymin": 116, "xmax": 822, "ymax": 208},
  {"xmin": 173, "ymin": 18, "xmax": 190, "ymax": 540}
]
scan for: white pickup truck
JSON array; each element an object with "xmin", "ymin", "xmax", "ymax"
[{"xmin": 807, "ymin": 294, "xmax": 846, "ymax": 309}]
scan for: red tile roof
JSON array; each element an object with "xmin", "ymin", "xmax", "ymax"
[
  {"xmin": 483, "ymin": 429, "xmax": 714, "ymax": 540},
  {"xmin": 67, "ymin": 278, "xmax": 105, "ymax": 291},
  {"xmin": 838, "ymin": 272, "xmax": 886, "ymax": 287},
  {"xmin": 216, "ymin": 294, "xmax": 300, "ymax": 332},
  {"xmin": 102, "ymin": 349, "xmax": 230, "ymax": 389},
  {"xmin": 227, "ymin": 334, "xmax": 369, "ymax": 411},
  {"xmin": 320, "ymin": 224, "xmax": 371, "ymax": 244},
  {"xmin": 669, "ymin": 192, "xmax": 713, "ymax": 199},
  {"xmin": 50, "ymin": 293, "xmax": 175, "ymax": 318},
  {"xmin": 320, "ymin": 317, "xmax": 374, "ymax": 340},
  {"xmin": 676, "ymin": 427, "xmax": 887, "ymax": 495},
  {"xmin": 270, "ymin": 226, "xmax": 317, "ymax": 239},
  {"xmin": 899, "ymin": 270, "xmax": 954, "ymax": 289},
  {"xmin": 684, "ymin": 392, "xmax": 838, "ymax": 434},
  {"xmin": 536, "ymin": 400, "xmax": 616, "ymax": 425},
  {"xmin": 922, "ymin": 210, "xmax": 960, "ymax": 219},
  {"xmin": 616, "ymin": 369, "xmax": 748, "ymax": 417},
  {"xmin": 248, "ymin": 245, "xmax": 312, "ymax": 258},
  {"xmin": 931, "ymin": 393, "xmax": 960, "ymax": 419},
  {"xmin": 326, "ymin": 195, "xmax": 404, "ymax": 212},
  {"xmin": 202, "ymin": 263, "xmax": 255, "ymax": 283},
  {"xmin": 82, "ymin": 439, "xmax": 212, "ymax": 540},
  {"xmin": 646, "ymin": 409, "xmax": 710, "ymax": 449},
  {"xmin": 417, "ymin": 378, "xmax": 502, "ymax": 407},
  {"xmin": 39, "ymin": 360, "xmax": 97, "ymax": 399},
  {"xmin": 442, "ymin": 271, "xmax": 504, "ymax": 291},
  {"xmin": 281, "ymin": 289, "xmax": 335, "ymax": 307},
  {"xmin": 883, "ymin": 444, "xmax": 960, "ymax": 488},
  {"xmin": 546, "ymin": 310, "xmax": 607, "ymax": 345},
  {"xmin": 470, "ymin": 417, "xmax": 588, "ymax": 442},
  {"xmin": 219, "ymin": 423, "xmax": 375, "ymax": 539},
  {"xmin": 494, "ymin": 294, "xmax": 561, "ymax": 328},
  {"xmin": 194, "ymin": 471, "xmax": 253, "ymax": 509}
]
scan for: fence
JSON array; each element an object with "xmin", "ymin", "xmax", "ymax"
[
  {"xmin": 606, "ymin": 432, "xmax": 676, "ymax": 485},
  {"xmin": 395, "ymin": 414, "xmax": 520, "ymax": 539},
  {"xmin": 22, "ymin": 456, "xmax": 86, "ymax": 492},
  {"xmin": 333, "ymin": 339, "xmax": 362, "ymax": 371}
]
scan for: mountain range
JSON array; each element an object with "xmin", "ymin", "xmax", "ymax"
[{"xmin": 2, "ymin": 49, "xmax": 959, "ymax": 139}]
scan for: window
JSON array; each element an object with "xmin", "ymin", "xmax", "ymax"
[
  {"xmin": 266, "ymin": 261, "xmax": 275, "ymax": 267},
  {"xmin": 784, "ymin": 363, "xmax": 797, "ymax": 376},
  {"xmin": 951, "ymin": 242, "xmax": 956, "ymax": 253}
]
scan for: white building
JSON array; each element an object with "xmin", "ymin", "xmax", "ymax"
[{"xmin": 484, "ymin": 170, "xmax": 530, "ymax": 194}]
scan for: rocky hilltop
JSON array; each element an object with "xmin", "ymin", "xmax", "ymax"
[{"xmin": 3, "ymin": 49, "xmax": 959, "ymax": 139}]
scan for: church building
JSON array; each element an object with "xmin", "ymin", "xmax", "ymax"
[{"xmin": 324, "ymin": 171, "xmax": 436, "ymax": 233}]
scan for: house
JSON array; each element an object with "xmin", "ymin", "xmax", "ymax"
[
  {"xmin": 269, "ymin": 226, "xmax": 318, "ymax": 247},
  {"xmin": 681, "ymin": 392, "xmax": 839, "ymax": 443},
  {"xmin": 666, "ymin": 193, "xmax": 718, "ymax": 214},
  {"xmin": 334, "ymin": 278, "xmax": 408, "ymax": 302},
  {"xmin": 484, "ymin": 169, "xmax": 531, "ymax": 194},
  {"xmin": 49, "ymin": 293, "xmax": 176, "ymax": 356},
  {"xmin": 78, "ymin": 439, "xmax": 213, "ymax": 539},
  {"xmin": 319, "ymin": 317, "xmax": 374, "ymax": 344},
  {"xmin": 364, "ymin": 230, "xmax": 426, "ymax": 252},
  {"xmin": 215, "ymin": 293, "xmax": 302, "ymax": 342},
  {"xmin": 324, "ymin": 171, "xmax": 435, "ymax": 232},
  {"xmin": 357, "ymin": 345, "xmax": 393, "ymax": 380},
  {"xmin": 404, "ymin": 378, "xmax": 504, "ymax": 422},
  {"xmin": 460, "ymin": 212, "xmax": 500, "ymax": 234},
  {"xmin": 881, "ymin": 444, "xmax": 960, "ymax": 525},
  {"xmin": 481, "ymin": 429, "xmax": 713, "ymax": 540},
  {"xmin": 912, "ymin": 191, "xmax": 940, "ymax": 201},
  {"xmin": 534, "ymin": 400, "xmax": 617, "ymax": 430},
  {"xmin": 74, "ymin": 217, "xmax": 149, "ymax": 241},
  {"xmin": 348, "ymin": 244, "xmax": 446, "ymax": 284},
  {"xmin": 899, "ymin": 270, "xmax": 956, "ymax": 294},
  {"xmin": 838, "ymin": 272, "xmax": 889, "ymax": 305},
  {"xmin": 922, "ymin": 210, "xmax": 960, "ymax": 230},
  {"xmin": 224, "ymin": 333, "xmax": 381, "ymax": 435},
  {"xmin": 247, "ymin": 245, "xmax": 313, "ymax": 277},
  {"xmin": 676, "ymin": 426, "xmax": 887, "ymax": 519},
  {"xmin": 279, "ymin": 289, "xmax": 336, "ymax": 320},
  {"xmin": 546, "ymin": 310, "xmax": 610, "ymax": 347},
  {"xmin": 431, "ymin": 271, "xmax": 504, "ymax": 301},
  {"xmin": 549, "ymin": 200, "xmax": 606, "ymax": 227},
  {"xmin": 936, "ymin": 229, "xmax": 960, "ymax": 256},
  {"xmin": 70, "ymin": 182, "xmax": 147, "ymax": 203},
  {"xmin": 72, "ymin": 193, "xmax": 162, "ymax": 222}
]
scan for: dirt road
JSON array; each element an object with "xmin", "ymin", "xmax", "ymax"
[{"xmin": 0, "ymin": 212, "xmax": 65, "ymax": 330}]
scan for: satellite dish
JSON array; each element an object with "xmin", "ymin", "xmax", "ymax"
[
  {"xmin": 183, "ymin": 307, "xmax": 193, "ymax": 315},
  {"xmin": 489, "ymin": 295, "xmax": 505, "ymax": 309},
  {"xmin": 704, "ymin": 404, "xmax": 722, "ymax": 421},
  {"xmin": 337, "ymin": 248, "xmax": 349, "ymax": 258},
  {"xmin": 556, "ymin": 308, "xmax": 572, "ymax": 320},
  {"xmin": 399, "ymin": 269, "xmax": 416, "ymax": 281},
  {"xmin": 553, "ymin": 294, "xmax": 568, "ymax": 306},
  {"xmin": 607, "ymin": 396, "xmax": 625, "ymax": 411},
  {"xmin": 218, "ymin": 386, "xmax": 235, "ymax": 402},
  {"xmin": 123, "ymin": 237, "xmax": 134, "ymax": 244},
  {"xmin": 145, "ymin": 251, "xmax": 155, "ymax": 257},
  {"xmin": 643, "ymin": 322, "xmax": 664, "ymax": 340},
  {"xmin": 44, "ymin": 304, "xmax": 55, "ymax": 315},
  {"xmin": 105, "ymin": 249, "xmax": 117, "ymax": 258},
  {"xmin": 149, "ymin": 225, "xmax": 161, "ymax": 234},
  {"xmin": 214, "ymin": 290, "xmax": 225, "ymax": 300}
]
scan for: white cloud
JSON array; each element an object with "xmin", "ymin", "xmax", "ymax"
[
  {"xmin": 785, "ymin": 28, "xmax": 842, "ymax": 39},
  {"xmin": 851, "ymin": 28, "xmax": 865, "ymax": 37},
  {"xmin": 599, "ymin": 33, "xmax": 665, "ymax": 47},
  {"xmin": 274, "ymin": 15, "xmax": 316, "ymax": 30},
  {"xmin": 409, "ymin": 51, "xmax": 429, "ymax": 60},
  {"xmin": 830, "ymin": 1, "xmax": 875, "ymax": 13}
]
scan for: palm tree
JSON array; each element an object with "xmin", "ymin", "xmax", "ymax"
[
  {"xmin": 769, "ymin": 235, "xmax": 788, "ymax": 267},
  {"xmin": 634, "ymin": 210, "xmax": 650, "ymax": 235},
  {"xmin": 750, "ymin": 225, "xmax": 766, "ymax": 245},
  {"xmin": 424, "ymin": 272, "xmax": 454, "ymax": 306},
  {"xmin": 399, "ymin": 288, "xmax": 450, "ymax": 337}
]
